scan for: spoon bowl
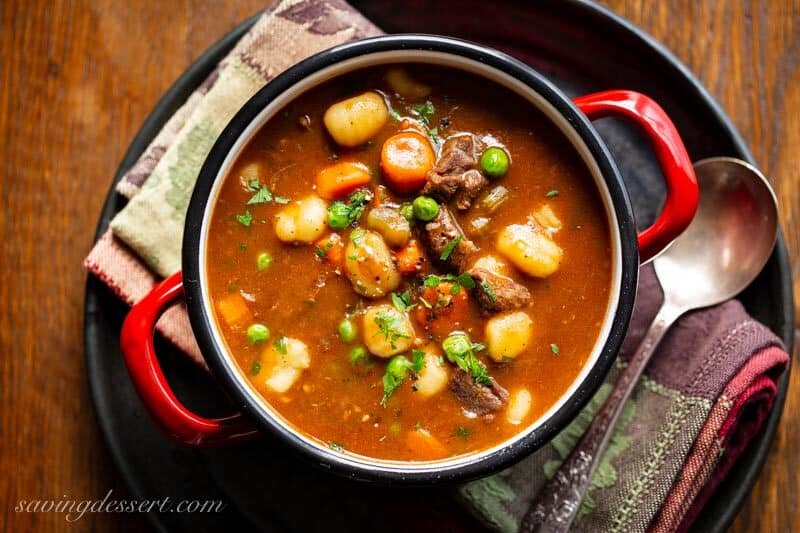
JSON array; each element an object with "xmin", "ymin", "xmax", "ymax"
[{"xmin": 654, "ymin": 157, "xmax": 779, "ymax": 310}]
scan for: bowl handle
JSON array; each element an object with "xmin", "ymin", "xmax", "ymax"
[
  {"xmin": 120, "ymin": 271, "xmax": 258, "ymax": 446},
  {"xmin": 574, "ymin": 90, "xmax": 699, "ymax": 263}
]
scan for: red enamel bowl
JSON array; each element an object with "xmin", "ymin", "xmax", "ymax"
[{"xmin": 120, "ymin": 35, "xmax": 698, "ymax": 484}]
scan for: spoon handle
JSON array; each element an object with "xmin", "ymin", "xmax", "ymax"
[{"xmin": 520, "ymin": 302, "xmax": 683, "ymax": 533}]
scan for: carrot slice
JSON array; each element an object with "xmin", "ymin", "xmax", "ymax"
[
  {"xmin": 413, "ymin": 283, "xmax": 470, "ymax": 339},
  {"xmin": 406, "ymin": 428, "xmax": 448, "ymax": 459},
  {"xmin": 316, "ymin": 161, "xmax": 372, "ymax": 200},
  {"xmin": 380, "ymin": 131, "xmax": 435, "ymax": 193},
  {"xmin": 395, "ymin": 239, "xmax": 425, "ymax": 275},
  {"xmin": 314, "ymin": 233, "xmax": 344, "ymax": 269},
  {"xmin": 216, "ymin": 293, "xmax": 251, "ymax": 328}
]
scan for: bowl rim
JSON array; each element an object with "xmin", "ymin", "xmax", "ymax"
[{"xmin": 183, "ymin": 34, "xmax": 639, "ymax": 484}]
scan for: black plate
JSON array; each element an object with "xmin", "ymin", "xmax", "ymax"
[{"xmin": 85, "ymin": 2, "xmax": 794, "ymax": 531}]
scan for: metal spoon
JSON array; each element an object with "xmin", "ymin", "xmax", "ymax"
[{"xmin": 521, "ymin": 157, "xmax": 779, "ymax": 533}]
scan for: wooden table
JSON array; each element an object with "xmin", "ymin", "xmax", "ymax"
[{"xmin": 0, "ymin": 1, "xmax": 796, "ymax": 531}]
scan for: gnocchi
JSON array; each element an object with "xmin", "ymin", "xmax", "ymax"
[
  {"xmin": 506, "ymin": 389, "xmax": 533, "ymax": 425},
  {"xmin": 362, "ymin": 304, "xmax": 415, "ymax": 358},
  {"xmin": 385, "ymin": 68, "xmax": 432, "ymax": 99},
  {"xmin": 485, "ymin": 311, "xmax": 533, "ymax": 362},
  {"xmin": 366, "ymin": 206, "xmax": 411, "ymax": 248},
  {"xmin": 414, "ymin": 348, "xmax": 449, "ymax": 398},
  {"xmin": 344, "ymin": 230, "xmax": 401, "ymax": 297},
  {"xmin": 261, "ymin": 337, "xmax": 311, "ymax": 393},
  {"xmin": 496, "ymin": 223, "xmax": 563, "ymax": 278},
  {"xmin": 274, "ymin": 195, "xmax": 328, "ymax": 244},
  {"xmin": 323, "ymin": 91, "xmax": 389, "ymax": 147}
]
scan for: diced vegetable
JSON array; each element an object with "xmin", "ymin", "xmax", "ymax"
[
  {"xmin": 344, "ymin": 230, "xmax": 401, "ymax": 297},
  {"xmin": 323, "ymin": 92, "xmax": 389, "ymax": 147},
  {"xmin": 314, "ymin": 233, "xmax": 344, "ymax": 268},
  {"xmin": 380, "ymin": 132, "xmax": 435, "ymax": 193},
  {"xmin": 316, "ymin": 161, "xmax": 372, "ymax": 200},
  {"xmin": 485, "ymin": 311, "xmax": 533, "ymax": 362},
  {"xmin": 506, "ymin": 389, "xmax": 532, "ymax": 424},
  {"xmin": 412, "ymin": 196, "xmax": 439, "ymax": 221},
  {"xmin": 395, "ymin": 239, "xmax": 424, "ymax": 275},
  {"xmin": 247, "ymin": 323, "xmax": 271, "ymax": 344},
  {"xmin": 274, "ymin": 195, "xmax": 328, "ymax": 243},
  {"xmin": 261, "ymin": 337, "xmax": 311, "ymax": 393},
  {"xmin": 496, "ymin": 223, "xmax": 563, "ymax": 278},
  {"xmin": 338, "ymin": 317, "xmax": 357, "ymax": 342},
  {"xmin": 478, "ymin": 185, "xmax": 510, "ymax": 213},
  {"xmin": 532, "ymin": 204, "xmax": 562, "ymax": 232},
  {"xmin": 400, "ymin": 203, "xmax": 415, "ymax": 222},
  {"xmin": 362, "ymin": 304, "xmax": 415, "ymax": 358},
  {"xmin": 413, "ymin": 282, "xmax": 470, "ymax": 339},
  {"xmin": 385, "ymin": 68, "xmax": 431, "ymax": 98},
  {"xmin": 216, "ymin": 293, "xmax": 251, "ymax": 328},
  {"xmin": 256, "ymin": 252, "xmax": 273, "ymax": 272},
  {"xmin": 366, "ymin": 206, "xmax": 411, "ymax": 248},
  {"xmin": 414, "ymin": 348, "xmax": 449, "ymax": 398},
  {"xmin": 480, "ymin": 147, "xmax": 510, "ymax": 177},
  {"xmin": 405, "ymin": 427, "xmax": 448, "ymax": 459}
]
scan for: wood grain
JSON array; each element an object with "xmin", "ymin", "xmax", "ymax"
[{"xmin": 0, "ymin": 1, "xmax": 796, "ymax": 532}]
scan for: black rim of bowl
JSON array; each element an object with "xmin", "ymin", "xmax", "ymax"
[{"xmin": 182, "ymin": 34, "xmax": 639, "ymax": 484}]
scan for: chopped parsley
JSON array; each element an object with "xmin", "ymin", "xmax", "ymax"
[
  {"xmin": 250, "ymin": 361, "xmax": 261, "ymax": 376},
  {"xmin": 442, "ymin": 333, "xmax": 493, "ymax": 386},
  {"xmin": 245, "ymin": 179, "xmax": 291, "ymax": 205},
  {"xmin": 373, "ymin": 311, "xmax": 410, "ymax": 349},
  {"xmin": 315, "ymin": 240, "xmax": 334, "ymax": 258},
  {"xmin": 273, "ymin": 336, "xmax": 287, "ymax": 355},
  {"xmin": 439, "ymin": 235, "xmax": 462, "ymax": 261},
  {"xmin": 480, "ymin": 281, "xmax": 497, "ymax": 304},
  {"xmin": 330, "ymin": 189, "xmax": 372, "ymax": 229},
  {"xmin": 545, "ymin": 189, "xmax": 560, "ymax": 198},
  {"xmin": 411, "ymin": 349, "xmax": 426, "ymax": 372},
  {"xmin": 388, "ymin": 107, "xmax": 402, "ymax": 122},
  {"xmin": 235, "ymin": 210, "xmax": 253, "ymax": 227},
  {"xmin": 391, "ymin": 291, "xmax": 417, "ymax": 312},
  {"xmin": 274, "ymin": 196, "xmax": 290, "ymax": 204},
  {"xmin": 381, "ymin": 372, "xmax": 402, "ymax": 406},
  {"xmin": 412, "ymin": 101, "xmax": 435, "ymax": 127},
  {"xmin": 423, "ymin": 272, "xmax": 475, "ymax": 290},
  {"xmin": 454, "ymin": 426, "xmax": 471, "ymax": 439},
  {"xmin": 550, "ymin": 343, "xmax": 560, "ymax": 355}
]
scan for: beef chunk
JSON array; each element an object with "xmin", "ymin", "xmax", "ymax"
[
  {"xmin": 422, "ymin": 135, "xmax": 488, "ymax": 210},
  {"xmin": 450, "ymin": 369, "xmax": 509, "ymax": 415},
  {"xmin": 468, "ymin": 267, "xmax": 531, "ymax": 315},
  {"xmin": 421, "ymin": 206, "xmax": 478, "ymax": 270}
]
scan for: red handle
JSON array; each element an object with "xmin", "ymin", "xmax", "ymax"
[
  {"xmin": 120, "ymin": 272, "xmax": 258, "ymax": 446},
  {"xmin": 573, "ymin": 90, "xmax": 698, "ymax": 262}
]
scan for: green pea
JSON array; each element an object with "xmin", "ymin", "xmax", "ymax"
[
  {"xmin": 246, "ymin": 323, "xmax": 270, "ymax": 344},
  {"xmin": 480, "ymin": 147, "xmax": 510, "ymax": 178},
  {"xmin": 256, "ymin": 252, "xmax": 273, "ymax": 272},
  {"xmin": 400, "ymin": 203, "xmax": 415, "ymax": 222},
  {"xmin": 442, "ymin": 332, "xmax": 472, "ymax": 362},
  {"xmin": 386, "ymin": 355, "xmax": 412, "ymax": 380},
  {"xmin": 349, "ymin": 345, "xmax": 368, "ymax": 365},
  {"xmin": 338, "ymin": 318, "xmax": 357, "ymax": 342},
  {"xmin": 412, "ymin": 196, "xmax": 439, "ymax": 221},
  {"xmin": 327, "ymin": 202, "xmax": 351, "ymax": 229}
]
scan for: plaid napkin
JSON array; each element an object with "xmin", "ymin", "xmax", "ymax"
[{"xmin": 84, "ymin": 1, "xmax": 789, "ymax": 530}]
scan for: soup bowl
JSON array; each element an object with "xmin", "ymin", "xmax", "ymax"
[{"xmin": 120, "ymin": 35, "xmax": 697, "ymax": 483}]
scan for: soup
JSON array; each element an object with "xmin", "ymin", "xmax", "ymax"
[{"xmin": 205, "ymin": 64, "xmax": 612, "ymax": 461}]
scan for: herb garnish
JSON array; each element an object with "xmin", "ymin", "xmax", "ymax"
[
  {"xmin": 373, "ymin": 311, "xmax": 411, "ymax": 349},
  {"xmin": 439, "ymin": 235, "xmax": 462, "ymax": 261},
  {"xmin": 273, "ymin": 336, "xmax": 288, "ymax": 355},
  {"xmin": 550, "ymin": 343, "xmax": 560, "ymax": 355},
  {"xmin": 454, "ymin": 426, "xmax": 471, "ymax": 439},
  {"xmin": 480, "ymin": 281, "xmax": 497, "ymax": 304},
  {"xmin": 315, "ymin": 240, "xmax": 334, "ymax": 258},
  {"xmin": 412, "ymin": 101, "xmax": 435, "ymax": 127},
  {"xmin": 391, "ymin": 291, "xmax": 417, "ymax": 313},
  {"xmin": 411, "ymin": 349, "xmax": 426, "ymax": 373},
  {"xmin": 545, "ymin": 190, "xmax": 560, "ymax": 198},
  {"xmin": 330, "ymin": 189, "xmax": 372, "ymax": 228},
  {"xmin": 388, "ymin": 107, "xmax": 402, "ymax": 122},
  {"xmin": 423, "ymin": 272, "xmax": 475, "ymax": 290},
  {"xmin": 235, "ymin": 210, "xmax": 253, "ymax": 227},
  {"xmin": 443, "ymin": 333, "xmax": 492, "ymax": 386},
  {"xmin": 250, "ymin": 361, "xmax": 261, "ymax": 376},
  {"xmin": 246, "ymin": 179, "xmax": 291, "ymax": 205}
]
